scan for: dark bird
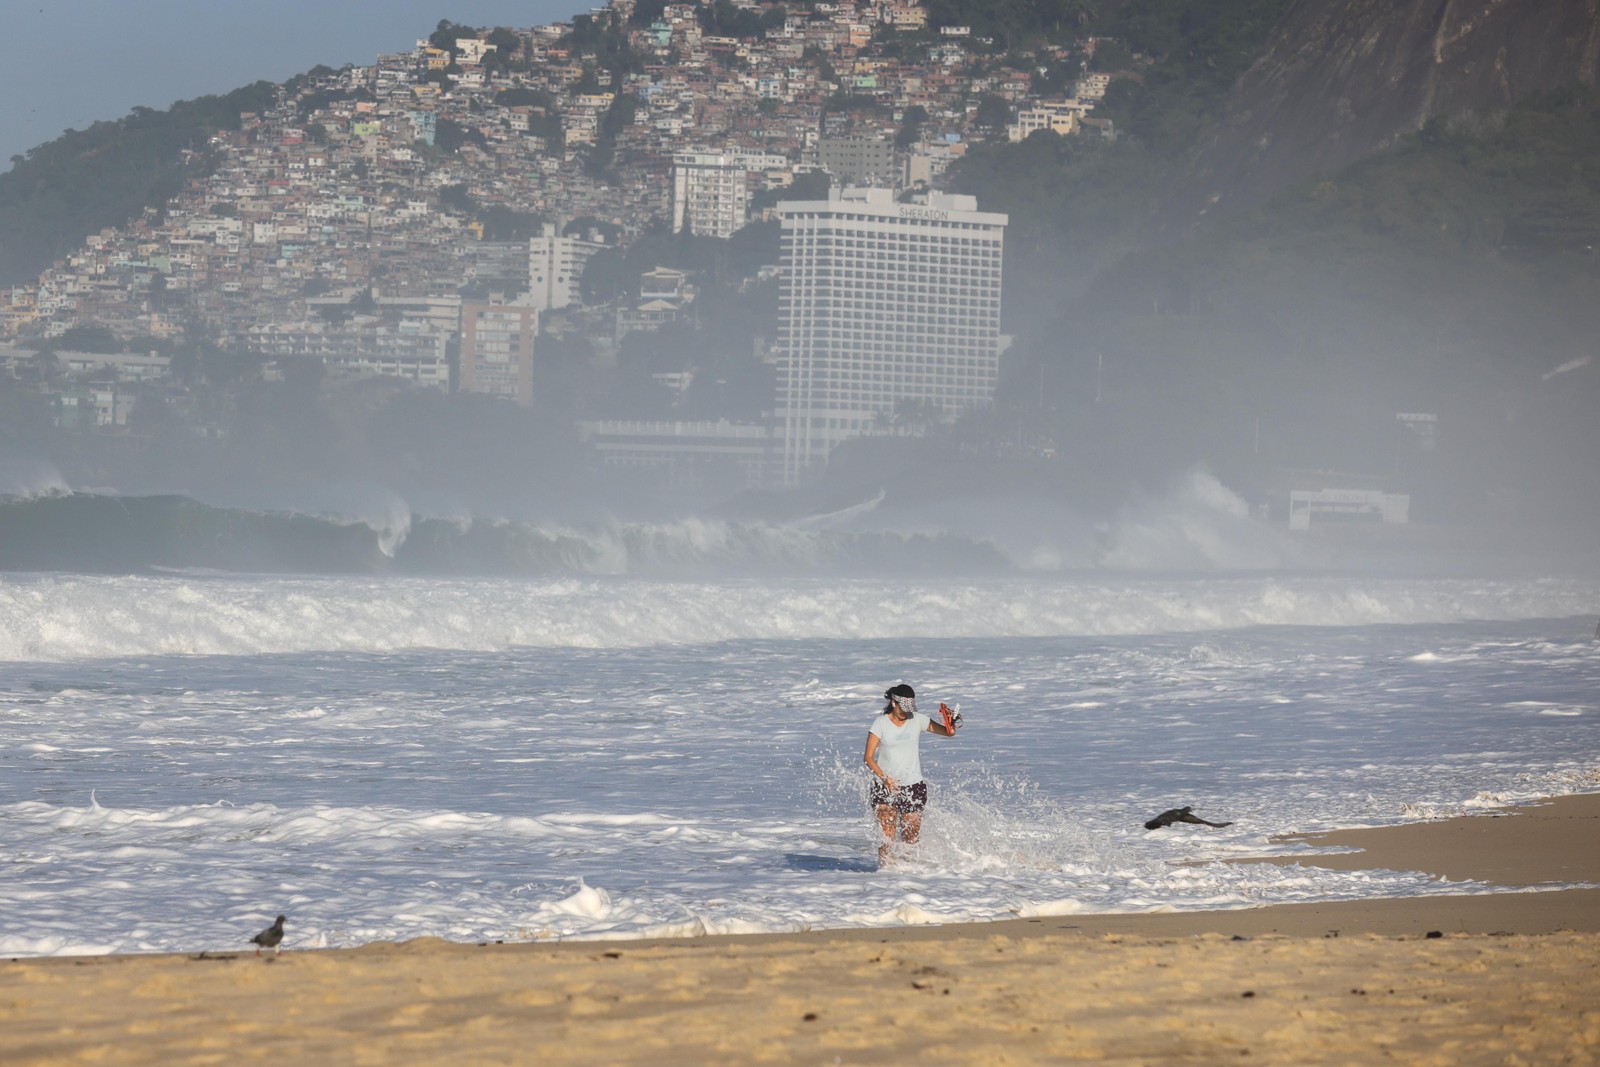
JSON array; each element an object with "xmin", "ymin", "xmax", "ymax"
[
  {"xmin": 1144, "ymin": 806, "xmax": 1232, "ymax": 830},
  {"xmin": 250, "ymin": 914, "xmax": 286, "ymax": 956}
]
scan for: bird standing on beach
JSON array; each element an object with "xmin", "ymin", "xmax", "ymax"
[{"xmin": 251, "ymin": 915, "xmax": 286, "ymax": 956}]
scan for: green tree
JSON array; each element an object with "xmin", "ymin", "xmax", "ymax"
[
  {"xmin": 0, "ymin": 375, "xmax": 58, "ymax": 440},
  {"xmin": 485, "ymin": 28, "xmax": 521, "ymax": 69},
  {"xmin": 579, "ymin": 247, "xmax": 631, "ymax": 304},
  {"xmin": 476, "ymin": 205, "xmax": 547, "ymax": 241},
  {"xmin": 971, "ymin": 94, "xmax": 1012, "ymax": 138},
  {"xmin": 434, "ymin": 119, "xmax": 487, "ymax": 154},
  {"xmin": 495, "ymin": 87, "xmax": 555, "ymax": 109},
  {"xmin": 946, "ymin": 128, "xmax": 1159, "ymax": 329},
  {"xmin": 599, "ymin": 94, "xmax": 641, "ymax": 145},
  {"xmin": 1087, "ymin": 0, "xmax": 1296, "ymax": 155},
  {"xmin": 44, "ymin": 324, "xmax": 122, "ymax": 354},
  {"xmin": 896, "ymin": 105, "xmax": 930, "ymax": 149},
  {"xmin": 428, "ymin": 20, "xmax": 479, "ymax": 55},
  {"xmin": 805, "ymin": 47, "xmax": 838, "ymax": 86},
  {"xmin": 564, "ymin": 216, "xmax": 623, "ymax": 243},
  {"xmin": 750, "ymin": 169, "xmax": 831, "ymax": 213},
  {"xmin": 562, "ymin": 8, "xmax": 643, "ymax": 80},
  {"xmin": 437, "ymin": 183, "xmax": 475, "ymax": 213},
  {"xmin": 629, "ymin": 0, "xmax": 669, "ymax": 26},
  {"xmin": 697, "ymin": 0, "xmax": 765, "ymax": 38},
  {"xmin": 726, "ymin": 219, "xmax": 779, "ymax": 278},
  {"xmin": 921, "ymin": 0, "xmax": 1100, "ymax": 49}
]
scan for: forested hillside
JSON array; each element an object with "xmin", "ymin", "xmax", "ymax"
[
  {"xmin": 911, "ymin": 0, "xmax": 1600, "ymax": 523},
  {"xmin": 954, "ymin": 90, "xmax": 1600, "ymax": 520},
  {"xmin": 0, "ymin": 83, "xmax": 277, "ymax": 285}
]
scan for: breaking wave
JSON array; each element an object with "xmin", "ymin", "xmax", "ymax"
[
  {"xmin": 2, "ymin": 469, "xmax": 1593, "ymax": 579},
  {"xmin": 2, "ymin": 571, "xmax": 1596, "ymax": 661},
  {"xmin": 0, "ymin": 491, "xmax": 1010, "ymax": 577},
  {"xmin": 0, "ymin": 459, "xmax": 71, "ymax": 500},
  {"xmin": 0, "ymin": 470, "xmax": 1343, "ymax": 578}
]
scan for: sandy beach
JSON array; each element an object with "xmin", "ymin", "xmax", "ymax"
[{"xmin": 5, "ymin": 793, "xmax": 1597, "ymax": 1066}]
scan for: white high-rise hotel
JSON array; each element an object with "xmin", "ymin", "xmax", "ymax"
[{"xmin": 776, "ymin": 187, "xmax": 1007, "ymax": 483}]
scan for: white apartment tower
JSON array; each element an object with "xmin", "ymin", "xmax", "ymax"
[
  {"xmin": 671, "ymin": 152, "xmax": 753, "ymax": 239},
  {"xmin": 775, "ymin": 187, "xmax": 1007, "ymax": 483},
  {"xmin": 527, "ymin": 223, "xmax": 606, "ymax": 311}
]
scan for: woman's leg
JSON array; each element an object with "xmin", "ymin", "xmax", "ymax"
[
  {"xmin": 875, "ymin": 804, "xmax": 899, "ymax": 866},
  {"xmin": 899, "ymin": 810, "xmax": 922, "ymax": 846}
]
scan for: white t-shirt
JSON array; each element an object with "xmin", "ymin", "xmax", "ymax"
[{"xmin": 868, "ymin": 712, "xmax": 930, "ymax": 785}]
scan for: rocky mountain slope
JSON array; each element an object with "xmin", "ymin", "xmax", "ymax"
[{"xmin": 1163, "ymin": 0, "xmax": 1600, "ymax": 228}]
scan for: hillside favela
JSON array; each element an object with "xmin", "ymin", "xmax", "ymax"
[
  {"xmin": 3, "ymin": 0, "xmax": 1068, "ymax": 522},
  {"xmin": 5, "ymin": 0, "xmax": 1595, "ymax": 571}
]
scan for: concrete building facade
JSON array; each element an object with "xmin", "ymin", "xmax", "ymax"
[
  {"xmin": 579, "ymin": 418, "xmax": 776, "ymax": 490},
  {"xmin": 1008, "ymin": 100, "xmax": 1092, "ymax": 142},
  {"xmin": 818, "ymin": 135, "xmax": 898, "ymax": 187},
  {"xmin": 459, "ymin": 302, "xmax": 539, "ymax": 406},
  {"xmin": 248, "ymin": 319, "xmax": 451, "ymax": 391},
  {"xmin": 671, "ymin": 152, "xmax": 754, "ymax": 239},
  {"xmin": 527, "ymin": 224, "xmax": 606, "ymax": 311},
  {"xmin": 774, "ymin": 186, "xmax": 1006, "ymax": 483}
]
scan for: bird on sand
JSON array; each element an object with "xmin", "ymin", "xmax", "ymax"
[{"xmin": 250, "ymin": 915, "xmax": 286, "ymax": 956}]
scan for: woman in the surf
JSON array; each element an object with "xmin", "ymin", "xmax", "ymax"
[{"xmin": 863, "ymin": 683, "xmax": 960, "ymax": 867}]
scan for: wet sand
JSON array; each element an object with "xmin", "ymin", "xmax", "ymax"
[{"xmin": 4, "ymin": 794, "xmax": 1598, "ymax": 1066}]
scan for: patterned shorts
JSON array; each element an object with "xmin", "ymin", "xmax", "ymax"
[{"xmin": 869, "ymin": 780, "xmax": 927, "ymax": 813}]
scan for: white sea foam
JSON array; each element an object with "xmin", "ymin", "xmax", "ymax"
[
  {"xmin": 1097, "ymin": 470, "xmax": 1307, "ymax": 571},
  {"xmin": 0, "ymin": 578, "xmax": 1597, "ymax": 956},
  {"xmin": 281, "ymin": 481, "xmax": 415, "ymax": 557},
  {"xmin": 2, "ymin": 572, "xmax": 1597, "ymax": 662},
  {"xmin": 0, "ymin": 458, "xmax": 71, "ymax": 499}
]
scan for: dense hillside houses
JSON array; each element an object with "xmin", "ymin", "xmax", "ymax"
[{"xmin": 0, "ymin": 0, "xmax": 1116, "ymax": 483}]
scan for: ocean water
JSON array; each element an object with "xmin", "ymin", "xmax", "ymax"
[{"xmin": 2, "ymin": 568, "xmax": 1598, "ymax": 957}]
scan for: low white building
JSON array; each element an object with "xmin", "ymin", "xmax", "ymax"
[
  {"xmin": 53, "ymin": 349, "xmax": 173, "ymax": 381},
  {"xmin": 1008, "ymin": 99, "xmax": 1094, "ymax": 142},
  {"xmin": 248, "ymin": 318, "xmax": 450, "ymax": 391},
  {"xmin": 579, "ymin": 419, "xmax": 776, "ymax": 489},
  {"xmin": 1288, "ymin": 488, "xmax": 1410, "ymax": 530}
]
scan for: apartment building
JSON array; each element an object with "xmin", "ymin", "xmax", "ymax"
[
  {"xmin": 248, "ymin": 318, "xmax": 452, "ymax": 391},
  {"xmin": 818, "ymin": 135, "xmax": 898, "ymax": 187},
  {"xmin": 671, "ymin": 152, "xmax": 755, "ymax": 239},
  {"xmin": 775, "ymin": 186, "xmax": 1007, "ymax": 484},
  {"xmin": 527, "ymin": 223, "xmax": 607, "ymax": 311},
  {"xmin": 459, "ymin": 302, "xmax": 538, "ymax": 406}
]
